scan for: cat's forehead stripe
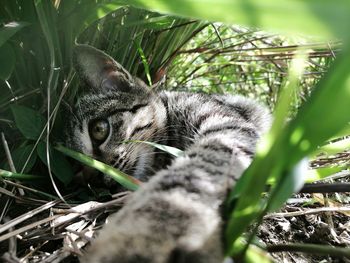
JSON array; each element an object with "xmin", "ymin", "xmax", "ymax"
[{"xmin": 76, "ymin": 94, "xmax": 150, "ymax": 120}]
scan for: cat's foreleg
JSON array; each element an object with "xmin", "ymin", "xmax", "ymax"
[{"xmin": 82, "ymin": 134, "xmax": 253, "ymax": 263}]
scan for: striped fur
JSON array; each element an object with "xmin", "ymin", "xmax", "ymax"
[{"xmin": 65, "ymin": 45, "xmax": 271, "ymax": 263}]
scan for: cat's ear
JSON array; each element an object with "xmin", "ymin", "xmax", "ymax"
[{"xmin": 73, "ymin": 44, "xmax": 135, "ymax": 92}]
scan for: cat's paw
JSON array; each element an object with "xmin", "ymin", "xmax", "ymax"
[{"xmin": 81, "ymin": 188, "xmax": 224, "ymax": 263}]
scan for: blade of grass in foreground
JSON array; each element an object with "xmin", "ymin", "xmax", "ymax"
[
  {"xmin": 116, "ymin": 0, "xmax": 350, "ymax": 39},
  {"xmin": 225, "ymin": 44, "xmax": 350, "ymax": 257},
  {"xmin": 306, "ymin": 166, "xmax": 347, "ymax": 182},
  {"xmin": 310, "ymin": 137, "xmax": 350, "ymax": 157},
  {"xmin": 55, "ymin": 145, "xmax": 141, "ymax": 191}
]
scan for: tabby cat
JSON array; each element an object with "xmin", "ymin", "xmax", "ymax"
[{"xmin": 65, "ymin": 45, "xmax": 271, "ymax": 263}]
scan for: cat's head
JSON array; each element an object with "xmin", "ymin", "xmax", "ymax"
[{"xmin": 65, "ymin": 45, "xmax": 167, "ymax": 188}]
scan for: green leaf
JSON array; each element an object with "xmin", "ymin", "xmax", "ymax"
[
  {"xmin": 11, "ymin": 105, "xmax": 46, "ymax": 140},
  {"xmin": 0, "ymin": 43, "xmax": 15, "ymax": 80},
  {"xmin": 37, "ymin": 142, "xmax": 74, "ymax": 185},
  {"xmin": 55, "ymin": 144, "xmax": 140, "ymax": 191},
  {"xmin": 4, "ymin": 144, "xmax": 37, "ymax": 173},
  {"xmin": 0, "ymin": 21, "xmax": 30, "ymax": 48},
  {"xmin": 118, "ymin": 0, "xmax": 350, "ymax": 39}
]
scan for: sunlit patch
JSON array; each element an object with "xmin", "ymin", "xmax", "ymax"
[
  {"xmin": 290, "ymin": 127, "xmax": 304, "ymax": 145},
  {"xmin": 290, "ymin": 51, "xmax": 308, "ymax": 76},
  {"xmin": 237, "ymin": 204, "xmax": 258, "ymax": 218},
  {"xmin": 255, "ymin": 133, "xmax": 273, "ymax": 157},
  {"xmin": 5, "ymin": 22, "xmax": 20, "ymax": 28},
  {"xmin": 299, "ymin": 139, "xmax": 310, "ymax": 151}
]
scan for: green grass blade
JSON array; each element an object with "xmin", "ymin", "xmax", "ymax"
[
  {"xmin": 269, "ymin": 51, "xmax": 307, "ymax": 139},
  {"xmin": 55, "ymin": 144, "xmax": 141, "ymax": 191},
  {"xmin": 225, "ymin": 45, "xmax": 350, "ymax": 256},
  {"xmin": 310, "ymin": 137, "xmax": 350, "ymax": 157},
  {"xmin": 136, "ymin": 38, "xmax": 153, "ymax": 86},
  {"xmin": 306, "ymin": 166, "xmax": 347, "ymax": 182}
]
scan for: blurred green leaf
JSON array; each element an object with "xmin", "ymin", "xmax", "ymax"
[
  {"xmin": 306, "ymin": 166, "xmax": 346, "ymax": 182},
  {"xmin": 0, "ymin": 43, "xmax": 15, "ymax": 80},
  {"xmin": 311, "ymin": 137, "xmax": 350, "ymax": 157},
  {"xmin": 267, "ymin": 159, "xmax": 307, "ymax": 212},
  {"xmin": 333, "ymin": 126, "xmax": 350, "ymax": 139},
  {"xmin": 0, "ymin": 21, "xmax": 30, "ymax": 47},
  {"xmin": 269, "ymin": 52, "xmax": 307, "ymax": 139},
  {"xmin": 37, "ymin": 142, "xmax": 74, "ymax": 185},
  {"xmin": 118, "ymin": 0, "xmax": 350, "ymax": 39},
  {"xmin": 11, "ymin": 105, "xmax": 46, "ymax": 140},
  {"xmin": 225, "ymin": 45, "xmax": 350, "ymax": 256}
]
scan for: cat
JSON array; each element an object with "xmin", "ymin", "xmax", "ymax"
[{"xmin": 64, "ymin": 44, "xmax": 271, "ymax": 263}]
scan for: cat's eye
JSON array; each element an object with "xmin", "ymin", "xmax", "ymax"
[{"xmin": 89, "ymin": 119, "xmax": 110, "ymax": 143}]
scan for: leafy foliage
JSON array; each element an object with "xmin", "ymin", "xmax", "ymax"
[
  {"xmin": 166, "ymin": 25, "xmax": 337, "ymax": 110},
  {"xmin": 0, "ymin": 0, "xmax": 204, "ymax": 190}
]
